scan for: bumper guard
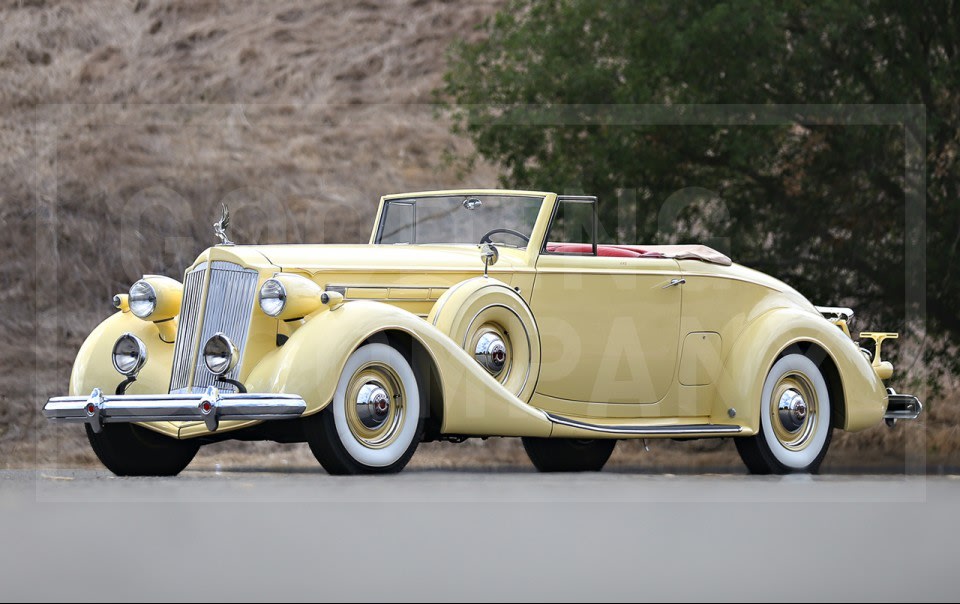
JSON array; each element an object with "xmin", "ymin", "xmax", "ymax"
[{"xmin": 884, "ymin": 388, "xmax": 922, "ymax": 427}]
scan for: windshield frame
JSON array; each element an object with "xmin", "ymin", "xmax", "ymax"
[{"xmin": 372, "ymin": 192, "xmax": 549, "ymax": 248}]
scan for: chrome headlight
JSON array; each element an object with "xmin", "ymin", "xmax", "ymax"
[
  {"xmin": 258, "ymin": 274, "xmax": 327, "ymax": 320},
  {"xmin": 112, "ymin": 333, "xmax": 147, "ymax": 377},
  {"xmin": 127, "ymin": 276, "xmax": 182, "ymax": 322},
  {"xmin": 203, "ymin": 333, "xmax": 239, "ymax": 376},
  {"xmin": 258, "ymin": 278, "xmax": 287, "ymax": 317},
  {"xmin": 128, "ymin": 280, "xmax": 157, "ymax": 319}
]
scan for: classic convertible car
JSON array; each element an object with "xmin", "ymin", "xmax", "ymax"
[{"xmin": 44, "ymin": 190, "xmax": 921, "ymax": 475}]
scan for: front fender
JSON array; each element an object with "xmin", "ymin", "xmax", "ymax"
[
  {"xmin": 244, "ymin": 301, "xmax": 553, "ymax": 437},
  {"xmin": 712, "ymin": 307, "xmax": 886, "ymax": 433},
  {"xmin": 69, "ymin": 311, "xmax": 174, "ymax": 397},
  {"xmin": 68, "ymin": 311, "xmax": 181, "ymax": 437}
]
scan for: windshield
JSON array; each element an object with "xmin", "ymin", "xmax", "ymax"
[{"xmin": 376, "ymin": 194, "xmax": 543, "ymax": 247}]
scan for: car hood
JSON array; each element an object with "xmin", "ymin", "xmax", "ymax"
[{"xmin": 194, "ymin": 243, "xmax": 530, "ymax": 275}]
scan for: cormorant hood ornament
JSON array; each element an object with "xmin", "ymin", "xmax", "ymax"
[{"xmin": 213, "ymin": 203, "xmax": 234, "ymax": 246}]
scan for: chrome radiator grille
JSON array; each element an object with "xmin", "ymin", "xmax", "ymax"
[
  {"xmin": 169, "ymin": 264, "xmax": 206, "ymax": 392},
  {"xmin": 168, "ymin": 261, "xmax": 260, "ymax": 393}
]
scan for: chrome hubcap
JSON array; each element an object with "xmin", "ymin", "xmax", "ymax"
[
  {"xmin": 474, "ymin": 331, "xmax": 507, "ymax": 375},
  {"xmin": 356, "ymin": 382, "xmax": 391, "ymax": 430},
  {"xmin": 777, "ymin": 388, "xmax": 808, "ymax": 432},
  {"xmin": 770, "ymin": 373, "xmax": 819, "ymax": 451},
  {"xmin": 344, "ymin": 362, "xmax": 405, "ymax": 449}
]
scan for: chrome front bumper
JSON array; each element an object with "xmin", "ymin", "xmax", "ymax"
[{"xmin": 43, "ymin": 386, "xmax": 307, "ymax": 433}]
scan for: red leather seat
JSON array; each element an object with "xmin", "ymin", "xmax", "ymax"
[
  {"xmin": 545, "ymin": 242, "xmax": 729, "ymax": 265},
  {"xmin": 545, "ymin": 243, "xmax": 643, "ymax": 257},
  {"xmin": 613, "ymin": 245, "xmax": 658, "ymax": 256}
]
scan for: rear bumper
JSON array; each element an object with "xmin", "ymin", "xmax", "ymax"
[
  {"xmin": 43, "ymin": 386, "xmax": 306, "ymax": 433},
  {"xmin": 885, "ymin": 389, "xmax": 922, "ymax": 423}
]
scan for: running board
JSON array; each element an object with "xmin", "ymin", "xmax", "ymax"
[{"xmin": 545, "ymin": 412, "xmax": 742, "ymax": 436}]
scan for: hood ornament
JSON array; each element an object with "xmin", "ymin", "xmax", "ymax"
[{"xmin": 213, "ymin": 203, "xmax": 234, "ymax": 246}]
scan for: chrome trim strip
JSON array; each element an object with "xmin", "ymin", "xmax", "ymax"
[
  {"xmin": 663, "ymin": 271, "xmax": 787, "ymax": 289},
  {"xmin": 327, "ymin": 284, "xmax": 450, "ymax": 291},
  {"xmin": 342, "ymin": 297, "xmax": 441, "ymax": 303},
  {"xmin": 535, "ymin": 268, "xmax": 683, "ymax": 276},
  {"xmin": 306, "ymin": 266, "xmax": 533, "ymax": 275},
  {"xmin": 545, "ymin": 412, "xmax": 743, "ymax": 435},
  {"xmin": 43, "ymin": 387, "xmax": 306, "ymax": 433},
  {"xmin": 326, "ymin": 284, "xmax": 449, "ymax": 304}
]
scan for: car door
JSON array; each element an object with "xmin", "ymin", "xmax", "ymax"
[{"xmin": 529, "ymin": 196, "xmax": 683, "ymax": 406}]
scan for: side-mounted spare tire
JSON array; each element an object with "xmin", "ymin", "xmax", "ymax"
[{"xmin": 428, "ymin": 277, "xmax": 540, "ymax": 402}]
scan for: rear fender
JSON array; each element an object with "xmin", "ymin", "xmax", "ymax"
[{"xmin": 712, "ymin": 307, "xmax": 886, "ymax": 433}]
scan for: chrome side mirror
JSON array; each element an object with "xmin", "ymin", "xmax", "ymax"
[{"xmin": 480, "ymin": 243, "xmax": 499, "ymax": 277}]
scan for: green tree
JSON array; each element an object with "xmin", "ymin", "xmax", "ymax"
[{"xmin": 441, "ymin": 0, "xmax": 959, "ymax": 372}]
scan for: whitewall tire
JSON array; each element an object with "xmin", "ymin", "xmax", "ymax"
[
  {"xmin": 735, "ymin": 353, "xmax": 834, "ymax": 474},
  {"xmin": 306, "ymin": 343, "xmax": 424, "ymax": 475}
]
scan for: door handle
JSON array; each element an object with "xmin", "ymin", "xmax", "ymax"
[{"xmin": 662, "ymin": 278, "xmax": 686, "ymax": 289}]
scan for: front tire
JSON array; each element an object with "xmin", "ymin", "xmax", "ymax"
[
  {"xmin": 305, "ymin": 343, "xmax": 424, "ymax": 475},
  {"xmin": 86, "ymin": 423, "xmax": 199, "ymax": 477},
  {"xmin": 522, "ymin": 437, "xmax": 617, "ymax": 472},
  {"xmin": 735, "ymin": 353, "xmax": 833, "ymax": 474}
]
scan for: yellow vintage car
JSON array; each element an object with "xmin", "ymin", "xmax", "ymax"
[{"xmin": 44, "ymin": 190, "xmax": 921, "ymax": 476}]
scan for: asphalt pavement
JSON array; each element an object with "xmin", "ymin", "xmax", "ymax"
[{"xmin": 1, "ymin": 469, "xmax": 957, "ymax": 601}]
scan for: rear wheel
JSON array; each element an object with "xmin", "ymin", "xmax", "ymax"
[
  {"xmin": 306, "ymin": 343, "xmax": 424, "ymax": 475},
  {"xmin": 735, "ymin": 353, "xmax": 833, "ymax": 474},
  {"xmin": 86, "ymin": 423, "xmax": 199, "ymax": 477},
  {"xmin": 522, "ymin": 437, "xmax": 617, "ymax": 472}
]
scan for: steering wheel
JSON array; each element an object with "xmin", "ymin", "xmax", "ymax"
[{"xmin": 479, "ymin": 228, "xmax": 530, "ymax": 245}]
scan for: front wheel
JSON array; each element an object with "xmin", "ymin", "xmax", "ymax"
[
  {"xmin": 735, "ymin": 353, "xmax": 833, "ymax": 474},
  {"xmin": 305, "ymin": 343, "xmax": 424, "ymax": 475},
  {"xmin": 522, "ymin": 437, "xmax": 617, "ymax": 472},
  {"xmin": 86, "ymin": 423, "xmax": 200, "ymax": 476}
]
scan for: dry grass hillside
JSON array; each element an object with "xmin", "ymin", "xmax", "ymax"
[{"xmin": 0, "ymin": 0, "xmax": 949, "ymax": 472}]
